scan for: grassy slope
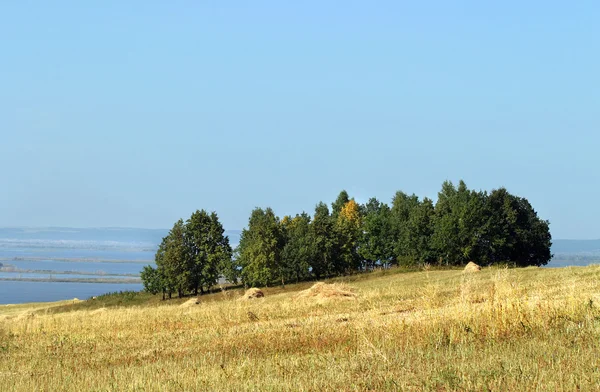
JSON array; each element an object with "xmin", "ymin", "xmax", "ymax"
[{"xmin": 2, "ymin": 266, "xmax": 600, "ymax": 391}]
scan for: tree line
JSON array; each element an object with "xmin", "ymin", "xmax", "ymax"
[{"xmin": 142, "ymin": 180, "xmax": 552, "ymax": 297}]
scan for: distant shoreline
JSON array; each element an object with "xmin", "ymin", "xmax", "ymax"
[
  {"xmin": 0, "ymin": 277, "xmax": 142, "ymax": 284},
  {"xmin": 0, "ymin": 266, "xmax": 139, "ymax": 277},
  {"xmin": 0, "ymin": 257, "xmax": 153, "ymax": 264}
]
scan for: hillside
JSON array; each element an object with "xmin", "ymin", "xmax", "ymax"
[{"xmin": 2, "ymin": 266, "xmax": 600, "ymax": 391}]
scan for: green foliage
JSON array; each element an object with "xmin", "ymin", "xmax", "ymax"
[
  {"xmin": 405, "ymin": 197, "xmax": 436, "ymax": 264},
  {"xmin": 331, "ymin": 190, "xmax": 350, "ymax": 219},
  {"xmin": 236, "ymin": 207, "xmax": 284, "ymax": 287},
  {"xmin": 310, "ymin": 202, "xmax": 337, "ymax": 278},
  {"xmin": 359, "ymin": 198, "xmax": 395, "ymax": 268},
  {"xmin": 142, "ymin": 212, "xmax": 233, "ymax": 298},
  {"xmin": 334, "ymin": 199, "xmax": 362, "ymax": 274},
  {"xmin": 431, "ymin": 181, "xmax": 552, "ymax": 266},
  {"xmin": 481, "ymin": 188, "xmax": 552, "ymax": 266},
  {"xmin": 185, "ymin": 210, "xmax": 233, "ymax": 294},
  {"xmin": 140, "ymin": 265, "xmax": 163, "ymax": 295},
  {"xmin": 144, "ymin": 182, "xmax": 551, "ymax": 298},
  {"xmin": 390, "ymin": 191, "xmax": 421, "ymax": 265},
  {"xmin": 280, "ymin": 213, "xmax": 314, "ymax": 283}
]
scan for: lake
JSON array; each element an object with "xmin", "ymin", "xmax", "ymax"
[
  {"xmin": 0, "ymin": 280, "xmax": 143, "ymax": 304},
  {"xmin": 0, "ymin": 228, "xmax": 159, "ymax": 304},
  {"xmin": 1, "ymin": 259, "xmax": 148, "ymax": 275}
]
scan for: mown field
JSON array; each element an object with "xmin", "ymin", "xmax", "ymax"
[{"xmin": 2, "ymin": 265, "xmax": 600, "ymax": 391}]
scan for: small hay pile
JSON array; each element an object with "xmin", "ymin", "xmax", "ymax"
[
  {"xmin": 180, "ymin": 297, "xmax": 200, "ymax": 307},
  {"xmin": 296, "ymin": 282, "xmax": 357, "ymax": 301},
  {"xmin": 239, "ymin": 288, "xmax": 265, "ymax": 300},
  {"xmin": 464, "ymin": 261, "xmax": 482, "ymax": 273}
]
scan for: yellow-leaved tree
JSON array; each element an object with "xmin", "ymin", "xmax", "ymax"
[{"xmin": 335, "ymin": 199, "xmax": 363, "ymax": 273}]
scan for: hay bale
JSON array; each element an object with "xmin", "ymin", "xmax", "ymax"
[
  {"xmin": 464, "ymin": 261, "xmax": 482, "ymax": 273},
  {"xmin": 180, "ymin": 297, "xmax": 200, "ymax": 307},
  {"xmin": 296, "ymin": 282, "xmax": 357, "ymax": 301},
  {"xmin": 240, "ymin": 288, "xmax": 264, "ymax": 300}
]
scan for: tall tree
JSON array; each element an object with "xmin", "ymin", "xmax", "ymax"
[
  {"xmin": 431, "ymin": 181, "xmax": 487, "ymax": 265},
  {"xmin": 390, "ymin": 191, "xmax": 420, "ymax": 265},
  {"xmin": 331, "ymin": 190, "xmax": 350, "ymax": 219},
  {"xmin": 185, "ymin": 210, "xmax": 233, "ymax": 295},
  {"xmin": 280, "ymin": 213, "xmax": 314, "ymax": 283},
  {"xmin": 156, "ymin": 219, "xmax": 188, "ymax": 298},
  {"xmin": 405, "ymin": 197, "xmax": 436, "ymax": 264},
  {"xmin": 310, "ymin": 202, "xmax": 336, "ymax": 278},
  {"xmin": 236, "ymin": 207, "xmax": 283, "ymax": 287},
  {"xmin": 334, "ymin": 199, "xmax": 362, "ymax": 273},
  {"xmin": 482, "ymin": 188, "xmax": 552, "ymax": 266},
  {"xmin": 359, "ymin": 198, "xmax": 395, "ymax": 269}
]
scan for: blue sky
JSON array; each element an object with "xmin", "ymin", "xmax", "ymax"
[{"xmin": 1, "ymin": 1, "xmax": 598, "ymax": 239}]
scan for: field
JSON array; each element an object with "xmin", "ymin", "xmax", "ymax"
[{"xmin": 2, "ymin": 265, "xmax": 600, "ymax": 391}]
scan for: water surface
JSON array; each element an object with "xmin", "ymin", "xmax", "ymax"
[{"xmin": 0, "ymin": 281, "xmax": 143, "ymax": 305}]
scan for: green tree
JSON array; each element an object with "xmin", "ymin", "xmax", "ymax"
[
  {"xmin": 331, "ymin": 190, "xmax": 350, "ymax": 219},
  {"xmin": 185, "ymin": 210, "xmax": 233, "ymax": 295},
  {"xmin": 140, "ymin": 265, "xmax": 164, "ymax": 296},
  {"xmin": 431, "ymin": 180, "xmax": 487, "ymax": 265},
  {"xmin": 359, "ymin": 198, "xmax": 395, "ymax": 269},
  {"xmin": 158, "ymin": 219, "xmax": 189, "ymax": 298},
  {"xmin": 405, "ymin": 197, "xmax": 436, "ymax": 264},
  {"xmin": 390, "ymin": 191, "xmax": 420, "ymax": 265},
  {"xmin": 310, "ymin": 202, "xmax": 336, "ymax": 278},
  {"xmin": 482, "ymin": 188, "xmax": 552, "ymax": 266},
  {"xmin": 236, "ymin": 207, "xmax": 284, "ymax": 287},
  {"xmin": 280, "ymin": 213, "xmax": 314, "ymax": 283}
]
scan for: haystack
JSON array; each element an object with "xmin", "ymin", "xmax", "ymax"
[
  {"xmin": 239, "ymin": 288, "xmax": 264, "ymax": 300},
  {"xmin": 180, "ymin": 297, "xmax": 200, "ymax": 307},
  {"xmin": 464, "ymin": 261, "xmax": 482, "ymax": 273},
  {"xmin": 295, "ymin": 282, "xmax": 357, "ymax": 301}
]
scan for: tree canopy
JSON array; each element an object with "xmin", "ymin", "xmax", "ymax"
[{"xmin": 142, "ymin": 181, "xmax": 552, "ymax": 296}]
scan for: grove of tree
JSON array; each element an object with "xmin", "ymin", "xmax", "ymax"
[{"xmin": 142, "ymin": 181, "xmax": 552, "ymax": 296}]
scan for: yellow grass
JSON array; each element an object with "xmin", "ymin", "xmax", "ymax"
[{"xmin": 2, "ymin": 266, "xmax": 600, "ymax": 391}]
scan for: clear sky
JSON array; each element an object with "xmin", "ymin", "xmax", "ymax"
[{"xmin": 1, "ymin": 1, "xmax": 598, "ymax": 239}]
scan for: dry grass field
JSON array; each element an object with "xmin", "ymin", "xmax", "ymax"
[{"xmin": 2, "ymin": 265, "xmax": 600, "ymax": 391}]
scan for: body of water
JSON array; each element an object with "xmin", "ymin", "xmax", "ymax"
[
  {"xmin": 0, "ymin": 228, "xmax": 160, "ymax": 304},
  {"xmin": 0, "ymin": 281, "xmax": 143, "ymax": 305},
  {"xmin": 0, "ymin": 272, "xmax": 139, "ymax": 280},
  {"xmin": 2, "ymin": 259, "xmax": 149, "ymax": 275}
]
